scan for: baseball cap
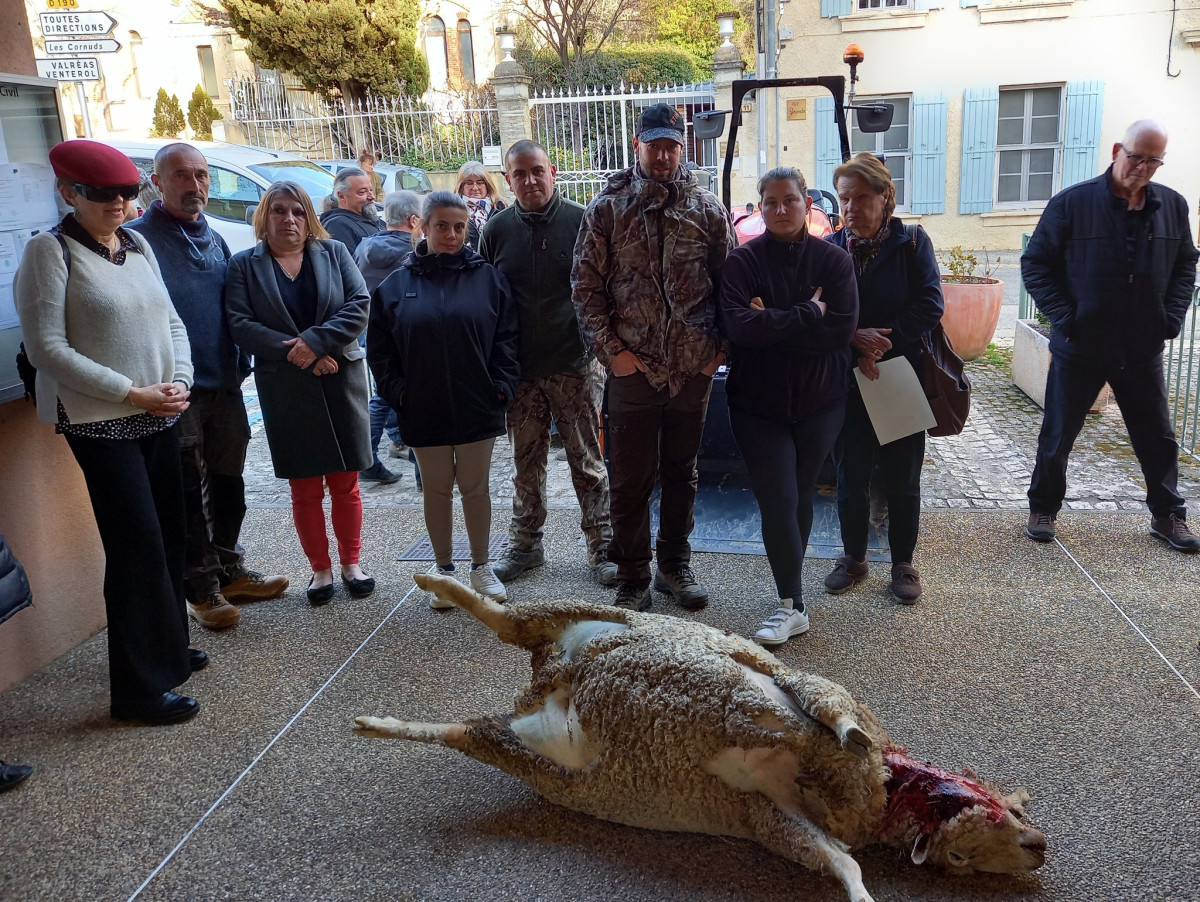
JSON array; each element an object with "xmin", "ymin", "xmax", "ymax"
[{"xmin": 637, "ymin": 103, "xmax": 685, "ymax": 145}]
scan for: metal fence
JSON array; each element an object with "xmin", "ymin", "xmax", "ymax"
[
  {"xmin": 529, "ymin": 82, "xmax": 718, "ymax": 205},
  {"xmin": 227, "ymin": 76, "xmax": 499, "ymax": 171}
]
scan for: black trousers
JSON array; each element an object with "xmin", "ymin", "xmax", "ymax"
[
  {"xmin": 1028, "ymin": 352, "xmax": 1185, "ymax": 519},
  {"xmin": 835, "ymin": 384, "xmax": 926, "ymax": 565},
  {"xmin": 65, "ymin": 426, "xmax": 191, "ymax": 707},
  {"xmin": 731, "ymin": 404, "xmax": 844, "ymax": 603},
  {"xmin": 606, "ymin": 371, "xmax": 713, "ymax": 588},
  {"xmin": 176, "ymin": 388, "xmax": 250, "ymax": 600}
]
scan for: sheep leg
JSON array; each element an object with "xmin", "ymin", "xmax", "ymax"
[
  {"xmin": 353, "ymin": 716, "xmax": 469, "ymax": 746},
  {"xmin": 744, "ymin": 663, "xmax": 875, "ymax": 758},
  {"xmin": 413, "ymin": 571, "xmax": 521, "ymax": 642},
  {"xmin": 747, "ymin": 802, "xmax": 875, "ymax": 902}
]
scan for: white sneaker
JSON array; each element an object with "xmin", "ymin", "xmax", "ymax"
[
  {"xmin": 426, "ymin": 563, "xmax": 457, "ymax": 609},
  {"xmin": 753, "ymin": 606, "xmax": 810, "ymax": 646},
  {"xmin": 469, "ymin": 563, "xmax": 507, "ymax": 602}
]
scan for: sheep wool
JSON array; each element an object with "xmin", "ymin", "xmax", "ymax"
[{"xmin": 356, "ymin": 573, "xmax": 1046, "ymax": 902}]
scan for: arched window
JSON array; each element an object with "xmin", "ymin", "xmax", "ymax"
[
  {"xmin": 424, "ymin": 17, "xmax": 448, "ymax": 91},
  {"xmin": 457, "ymin": 20, "xmax": 475, "ymax": 85}
]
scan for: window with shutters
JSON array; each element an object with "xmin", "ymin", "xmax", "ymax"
[
  {"xmin": 858, "ymin": 0, "xmax": 910, "ymax": 8},
  {"xmin": 850, "ymin": 96, "xmax": 911, "ymax": 211},
  {"xmin": 995, "ymin": 85, "xmax": 1062, "ymax": 206}
]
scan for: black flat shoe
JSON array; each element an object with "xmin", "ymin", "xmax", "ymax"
[
  {"xmin": 111, "ymin": 692, "xmax": 200, "ymax": 725},
  {"xmin": 0, "ymin": 761, "xmax": 33, "ymax": 793},
  {"xmin": 307, "ymin": 575, "xmax": 335, "ymax": 606},
  {"xmin": 189, "ymin": 648, "xmax": 209, "ymax": 672},
  {"xmin": 341, "ymin": 574, "xmax": 376, "ymax": 598}
]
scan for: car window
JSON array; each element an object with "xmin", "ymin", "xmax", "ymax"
[
  {"xmin": 206, "ymin": 166, "xmax": 263, "ymax": 223},
  {"xmin": 247, "ymin": 160, "xmax": 336, "ymax": 205}
]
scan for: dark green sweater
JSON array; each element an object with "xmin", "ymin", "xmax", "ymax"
[{"xmin": 479, "ymin": 191, "xmax": 590, "ymax": 380}]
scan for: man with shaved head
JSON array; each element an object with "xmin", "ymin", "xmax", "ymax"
[
  {"xmin": 1022, "ymin": 120, "xmax": 1200, "ymax": 552},
  {"xmin": 128, "ymin": 144, "xmax": 288, "ymax": 634}
]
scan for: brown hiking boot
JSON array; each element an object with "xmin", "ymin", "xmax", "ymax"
[
  {"xmin": 824, "ymin": 555, "xmax": 868, "ymax": 595},
  {"xmin": 1025, "ymin": 511, "xmax": 1056, "ymax": 543},
  {"xmin": 890, "ymin": 563, "xmax": 923, "ymax": 605},
  {"xmin": 187, "ymin": 593, "xmax": 241, "ymax": 629},
  {"xmin": 1150, "ymin": 513, "xmax": 1200, "ymax": 553},
  {"xmin": 222, "ymin": 565, "xmax": 289, "ymax": 601}
]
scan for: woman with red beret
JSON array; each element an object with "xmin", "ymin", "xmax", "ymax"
[{"xmin": 13, "ymin": 139, "xmax": 203, "ymax": 726}]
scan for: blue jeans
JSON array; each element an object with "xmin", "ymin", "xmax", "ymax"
[{"xmin": 369, "ymin": 394, "xmax": 403, "ymax": 466}]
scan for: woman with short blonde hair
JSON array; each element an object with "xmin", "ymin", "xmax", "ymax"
[{"xmin": 455, "ymin": 161, "xmax": 506, "ymax": 250}]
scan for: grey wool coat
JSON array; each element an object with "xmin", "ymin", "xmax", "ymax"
[{"xmin": 224, "ymin": 238, "xmax": 371, "ymax": 480}]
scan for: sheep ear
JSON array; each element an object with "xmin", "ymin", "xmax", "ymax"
[
  {"xmin": 911, "ymin": 833, "xmax": 930, "ymax": 865},
  {"xmin": 1005, "ymin": 788, "xmax": 1031, "ymax": 817}
]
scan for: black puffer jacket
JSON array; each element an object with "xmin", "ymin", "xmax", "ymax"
[
  {"xmin": 367, "ymin": 242, "xmax": 520, "ymax": 447},
  {"xmin": 1021, "ymin": 168, "xmax": 1199, "ymax": 364},
  {"xmin": 0, "ymin": 531, "xmax": 32, "ymax": 626}
]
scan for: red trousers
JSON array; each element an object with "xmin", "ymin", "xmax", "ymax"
[{"xmin": 288, "ymin": 471, "xmax": 362, "ymax": 572}]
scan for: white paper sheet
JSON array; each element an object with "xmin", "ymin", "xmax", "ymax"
[{"xmin": 853, "ymin": 356, "xmax": 937, "ymax": 445}]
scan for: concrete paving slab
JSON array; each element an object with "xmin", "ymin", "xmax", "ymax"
[{"xmin": 2, "ymin": 508, "xmax": 1198, "ymax": 902}]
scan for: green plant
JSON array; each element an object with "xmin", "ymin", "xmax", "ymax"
[
  {"xmin": 939, "ymin": 246, "xmax": 997, "ymax": 282},
  {"xmin": 1034, "ymin": 309, "xmax": 1052, "ymax": 331},
  {"xmin": 151, "ymin": 88, "xmax": 186, "ymax": 138},
  {"xmin": 186, "ymin": 85, "xmax": 222, "ymax": 141}
]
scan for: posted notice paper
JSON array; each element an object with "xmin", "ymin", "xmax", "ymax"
[{"xmin": 853, "ymin": 356, "xmax": 937, "ymax": 445}]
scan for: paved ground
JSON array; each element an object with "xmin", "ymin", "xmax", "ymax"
[{"xmin": 3, "ymin": 265, "xmax": 1200, "ymax": 901}]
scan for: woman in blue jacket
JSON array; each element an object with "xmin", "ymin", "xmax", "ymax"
[
  {"xmin": 367, "ymin": 191, "xmax": 520, "ymax": 604},
  {"xmin": 824, "ymin": 153, "xmax": 944, "ymax": 604},
  {"xmin": 719, "ymin": 167, "xmax": 859, "ymax": 646}
]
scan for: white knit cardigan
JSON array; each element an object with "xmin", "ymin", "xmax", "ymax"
[{"xmin": 13, "ymin": 229, "xmax": 193, "ymax": 425}]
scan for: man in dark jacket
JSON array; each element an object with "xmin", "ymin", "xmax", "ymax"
[
  {"xmin": 354, "ymin": 189, "xmax": 424, "ymax": 485},
  {"xmin": 572, "ymin": 104, "xmax": 736, "ymax": 612},
  {"xmin": 480, "ymin": 140, "xmax": 615, "ymax": 586},
  {"xmin": 319, "ymin": 167, "xmax": 383, "ymax": 254},
  {"xmin": 1022, "ymin": 119, "xmax": 1199, "ymax": 552},
  {"xmin": 129, "ymin": 144, "xmax": 289, "ymax": 631}
]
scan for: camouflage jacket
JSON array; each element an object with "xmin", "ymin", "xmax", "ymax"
[{"xmin": 571, "ymin": 164, "xmax": 735, "ymax": 395}]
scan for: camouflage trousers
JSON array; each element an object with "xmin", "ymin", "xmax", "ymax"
[{"xmin": 505, "ymin": 360, "xmax": 612, "ymax": 557}]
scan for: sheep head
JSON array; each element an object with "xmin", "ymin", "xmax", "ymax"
[{"xmin": 881, "ymin": 747, "xmax": 1046, "ymax": 875}]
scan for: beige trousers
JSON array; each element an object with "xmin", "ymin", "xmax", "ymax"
[{"xmin": 411, "ymin": 438, "xmax": 496, "ymax": 566}]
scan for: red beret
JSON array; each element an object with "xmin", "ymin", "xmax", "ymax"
[{"xmin": 48, "ymin": 140, "xmax": 141, "ymax": 187}]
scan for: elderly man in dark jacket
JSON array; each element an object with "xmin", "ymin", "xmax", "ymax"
[
  {"xmin": 319, "ymin": 167, "xmax": 383, "ymax": 254},
  {"xmin": 1022, "ymin": 119, "xmax": 1199, "ymax": 552},
  {"xmin": 573, "ymin": 104, "xmax": 736, "ymax": 613}
]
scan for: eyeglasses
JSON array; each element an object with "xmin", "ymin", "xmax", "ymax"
[
  {"xmin": 1120, "ymin": 146, "xmax": 1165, "ymax": 170},
  {"xmin": 73, "ymin": 183, "xmax": 141, "ymax": 203}
]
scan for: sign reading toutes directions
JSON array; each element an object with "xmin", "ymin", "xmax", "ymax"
[
  {"xmin": 38, "ymin": 10, "xmax": 117, "ymax": 37},
  {"xmin": 36, "ymin": 57, "xmax": 101, "ymax": 81},
  {"xmin": 46, "ymin": 38, "xmax": 121, "ymax": 55}
]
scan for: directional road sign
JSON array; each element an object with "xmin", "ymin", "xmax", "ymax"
[
  {"xmin": 36, "ymin": 56, "xmax": 101, "ymax": 81},
  {"xmin": 46, "ymin": 38, "xmax": 121, "ymax": 54},
  {"xmin": 39, "ymin": 10, "xmax": 117, "ymax": 37}
]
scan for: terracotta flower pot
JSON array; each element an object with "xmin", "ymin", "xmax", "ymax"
[{"xmin": 939, "ymin": 277, "xmax": 1004, "ymax": 361}]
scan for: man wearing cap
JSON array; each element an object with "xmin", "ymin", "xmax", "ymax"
[
  {"xmin": 572, "ymin": 103, "xmax": 735, "ymax": 613},
  {"xmin": 128, "ymin": 144, "xmax": 289, "ymax": 631}
]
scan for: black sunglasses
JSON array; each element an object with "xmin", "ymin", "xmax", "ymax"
[{"xmin": 73, "ymin": 182, "xmax": 141, "ymax": 203}]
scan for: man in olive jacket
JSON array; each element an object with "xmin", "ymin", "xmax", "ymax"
[
  {"xmin": 1022, "ymin": 119, "xmax": 1199, "ymax": 552},
  {"xmin": 480, "ymin": 141, "xmax": 615, "ymax": 586},
  {"xmin": 572, "ymin": 104, "xmax": 736, "ymax": 613}
]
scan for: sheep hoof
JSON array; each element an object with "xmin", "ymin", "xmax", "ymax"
[
  {"xmin": 842, "ymin": 725, "xmax": 872, "ymax": 759},
  {"xmin": 353, "ymin": 715, "xmax": 405, "ymax": 737}
]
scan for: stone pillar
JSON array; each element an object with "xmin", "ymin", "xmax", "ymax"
[
  {"xmin": 0, "ymin": 0, "xmax": 36, "ymax": 77},
  {"xmin": 491, "ymin": 59, "xmax": 532, "ymax": 162},
  {"xmin": 712, "ymin": 42, "xmax": 749, "ymax": 209}
]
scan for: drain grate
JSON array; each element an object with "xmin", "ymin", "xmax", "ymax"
[{"xmin": 396, "ymin": 533, "xmax": 510, "ymax": 562}]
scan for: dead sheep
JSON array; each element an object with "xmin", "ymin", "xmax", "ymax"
[{"xmin": 355, "ymin": 572, "xmax": 1046, "ymax": 902}]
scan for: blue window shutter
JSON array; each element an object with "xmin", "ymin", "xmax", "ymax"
[
  {"xmin": 959, "ymin": 87, "xmax": 998, "ymax": 214},
  {"xmin": 821, "ymin": 0, "xmax": 853, "ymax": 17},
  {"xmin": 911, "ymin": 94, "xmax": 947, "ymax": 214},
  {"xmin": 915, "ymin": 0, "xmax": 944, "ymax": 9},
  {"xmin": 1061, "ymin": 80, "xmax": 1105, "ymax": 189},
  {"xmin": 814, "ymin": 95, "xmax": 841, "ymax": 194}
]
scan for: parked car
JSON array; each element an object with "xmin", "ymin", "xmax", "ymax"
[
  {"xmin": 733, "ymin": 203, "xmax": 835, "ymax": 243},
  {"xmin": 107, "ymin": 139, "xmax": 337, "ymax": 253},
  {"xmin": 318, "ymin": 160, "xmax": 433, "ymax": 196}
]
